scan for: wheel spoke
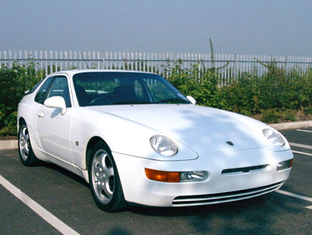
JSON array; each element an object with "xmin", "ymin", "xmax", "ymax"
[
  {"xmin": 22, "ymin": 128, "xmax": 28, "ymax": 140},
  {"xmin": 96, "ymin": 180, "xmax": 113, "ymax": 199},
  {"xmin": 103, "ymin": 166, "xmax": 114, "ymax": 179},
  {"xmin": 102, "ymin": 156, "xmax": 114, "ymax": 177}
]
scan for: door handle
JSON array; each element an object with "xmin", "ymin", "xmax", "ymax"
[{"xmin": 37, "ymin": 111, "xmax": 45, "ymax": 118}]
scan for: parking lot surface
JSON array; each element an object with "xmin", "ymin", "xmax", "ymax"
[{"xmin": 0, "ymin": 128, "xmax": 311, "ymax": 234}]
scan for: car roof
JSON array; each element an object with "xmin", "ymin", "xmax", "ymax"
[{"xmin": 50, "ymin": 69, "xmax": 156, "ymax": 77}]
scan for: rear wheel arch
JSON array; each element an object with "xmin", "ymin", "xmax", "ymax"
[
  {"xmin": 18, "ymin": 121, "xmax": 39, "ymax": 166},
  {"xmin": 18, "ymin": 117, "xmax": 26, "ymax": 130}
]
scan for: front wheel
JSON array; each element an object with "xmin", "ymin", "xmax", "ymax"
[
  {"xmin": 88, "ymin": 142, "xmax": 127, "ymax": 212},
  {"xmin": 18, "ymin": 123, "xmax": 39, "ymax": 166}
]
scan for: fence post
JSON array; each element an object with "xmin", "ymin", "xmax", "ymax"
[
  {"xmin": 234, "ymin": 53, "xmax": 237, "ymax": 80},
  {"xmin": 0, "ymin": 49, "xmax": 312, "ymax": 83}
]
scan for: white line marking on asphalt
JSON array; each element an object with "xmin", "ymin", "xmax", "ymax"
[
  {"xmin": 276, "ymin": 189, "xmax": 312, "ymax": 203},
  {"xmin": 277, "ymin": 190, "xmax": 312, "ymax": 210},
  {"xmin": 0, "ymin": 174, "xmax": 79, "ymax": 235},
  {"xmin": 296, "ymin": 129, "xmax": 312, "ymax": 134},
  {"xmin": 289, "ymin": 142, "xmax": 312, "ymax": 150},
  {"xmin": 292, "ymin": 150, "xmax": 312, "ymax": 157}
]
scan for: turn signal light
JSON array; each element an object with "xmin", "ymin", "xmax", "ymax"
[{"xmin": 145, "ymin": 168, "xmax": 180, "ymax": 183}]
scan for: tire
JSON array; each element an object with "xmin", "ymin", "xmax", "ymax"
[
  {"xmin": 88, "ymin": 142, "xmax": 127, "ymax": 212},
  {"xmin": 18, "ymin": 123, "xmax": 39, "ymax": 166}
]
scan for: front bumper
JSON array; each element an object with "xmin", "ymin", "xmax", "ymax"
[{"xmin": 113, "ymin": 148, "xmax": 293, "ymax": 207}]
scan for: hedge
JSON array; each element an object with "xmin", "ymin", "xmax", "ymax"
[
  {"xmin": 0, "ymin": 62, "xmax": 43, "ymax": 135},
  {"xmin": 0, "ymin": 61, "xmax": 311, "ymax": 136},
  {"xmin": 168, "ymin": 60, "xmax": 312, "ymax": 122}
]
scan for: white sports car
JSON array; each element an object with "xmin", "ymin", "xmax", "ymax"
[{"xmin": 17, "ymin": 70, "xmax": 293, "ymax": 212}]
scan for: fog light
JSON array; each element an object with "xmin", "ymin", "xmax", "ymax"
[
  {"xmin": 180, "ymin": 171, "xmax": 208, "ymax": 182},
  {"xmin": 277, "ymin": 159, "xmax": 294, "ymax": 171},
  {"xmin": 145, "ymin": 169, "xmax": 208, "ymax": 183}
]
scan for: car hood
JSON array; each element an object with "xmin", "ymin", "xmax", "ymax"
[{"xmin": 87, "ymin": 104, "xmax": 268, "ymax": 153}]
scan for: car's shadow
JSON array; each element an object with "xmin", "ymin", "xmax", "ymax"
[
  {"xmin": 40, "ymin": 161, "xmax": 89, "ymax": 187},
  {"xmin": 128, "ymin": 195, "xmax": 271, "ymax": 216}
]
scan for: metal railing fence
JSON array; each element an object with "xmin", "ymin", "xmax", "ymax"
[{"xmin": 1, "ymin": 50, "xmax": 311, "ymax": 85}]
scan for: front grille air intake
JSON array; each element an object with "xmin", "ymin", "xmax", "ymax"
[
  {"xmin": 221, "ymin": 164, "xmax": 269, "ymax": 174},
  {"xmin": 172, "ymin": 181, "xmax": 284, "ymax": 206}
]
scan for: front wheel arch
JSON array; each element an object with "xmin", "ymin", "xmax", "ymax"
[
  {"xmin": 85, "ymin": 137, "xmax": 111, "ymax": 171},
  {"xmin": 87, "ymin": 140, "xmax": 127, "ymax": 212}
]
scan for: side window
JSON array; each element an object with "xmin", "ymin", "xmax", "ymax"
[
  {"xmin": 47, "ymin": 76, "xmax": 71, "ymax": 107},
  {"xmin": 35, "ymin": 77, "xmax": 54, "ymax": 104}
]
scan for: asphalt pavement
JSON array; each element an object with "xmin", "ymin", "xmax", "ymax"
[{"xmin": 0, "ymin": 126, "xmax": 311, "ymax": 234}]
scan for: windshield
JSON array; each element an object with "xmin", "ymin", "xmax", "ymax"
[{"xmin": 73, "ymin": 72, "xmax": 190, "ymax": 106}]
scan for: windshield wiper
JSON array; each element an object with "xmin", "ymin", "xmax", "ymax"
[
  {"xmin": 111, "ymin": 100, "xmax": 152, "ymax": 105},
  {"xmin": 157, "ymin": 98, "xmax": 190, "ymax": 104}
]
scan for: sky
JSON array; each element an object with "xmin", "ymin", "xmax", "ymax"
[{"xmin": 0, "ymin": 0, "xmax": 311, "ymax": 56}]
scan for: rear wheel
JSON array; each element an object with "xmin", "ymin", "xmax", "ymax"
[
  {"xmin": 18, "ymin": 123, "xmax": 38, "ymax": 166},
  {"xmin": 88, "ymin": 142, "xmax": 127, "ymax": 212}
]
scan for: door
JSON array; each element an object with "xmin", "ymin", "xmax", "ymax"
[{"xmin": 36, "ymin": 75, "xmax": 73, "ymax": 165}]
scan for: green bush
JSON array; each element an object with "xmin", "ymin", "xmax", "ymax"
[
  {"xmin": 219, "ymin": 74, "xmax": 260, "ymax": 115},
  {"xmin": 0, "ymin": 62, "xmax": 44, "ymax": 135},
  {"xmin": 0, "ymin": 59, "xmax": 311, "ymax": 136},
  {"xmin": 260, "ymin": 109, "xmax": 296, "ymax": 123},
  {"xmin": 168, "ymin": 61, "xmax": 220, "ymax": 108},
  {"xmin": 217, "ymin": 62, "xmax": 312, "ymax": 117},
  {"xmin": 304, "ymin": 106, "xmax": 312, "ymax": 115}
]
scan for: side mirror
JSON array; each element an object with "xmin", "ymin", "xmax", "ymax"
[
  {"xmin": 44, "ymin": 96, "xmax": 67, "ymax": 115},
  {"xmin": 186, "ymin": 96, "xmax": 196, "ymax": 105}
]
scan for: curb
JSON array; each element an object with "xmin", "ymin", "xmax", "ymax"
[
  {"xmin": 0, "ymin": 140, "xmax": 18, "ymax": 150},
  {"xmin": 0, "ymin": 121, "xmax": 311, "ymax": 151},
  {"xmin": 270, "ymin": 120, "xmax": 312, "ymax": 131}
]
